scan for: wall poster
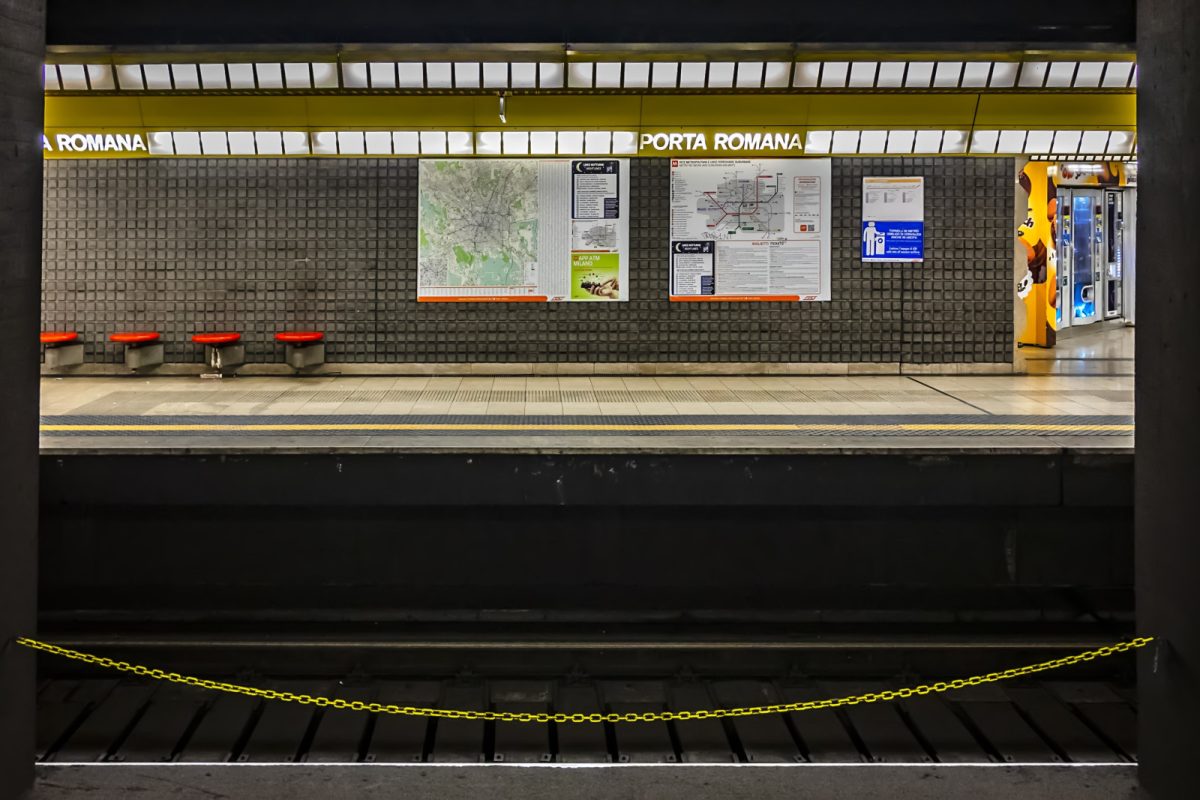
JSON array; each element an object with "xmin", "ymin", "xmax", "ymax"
[
  {"xmin": 668, "ymin": 158, "xmax": 832, "ymax": 301},
  {"xmin": 418, "ymin": 158, "xmax": 630, "ymax": 302},
  {"xmin": 862, "ymin": 176, "xmax": 925, "ymax": 263}
]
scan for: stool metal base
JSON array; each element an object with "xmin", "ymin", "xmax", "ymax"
[{"xmin": 45, "ymin": 342, "xmax": 84, "ymax": 369}]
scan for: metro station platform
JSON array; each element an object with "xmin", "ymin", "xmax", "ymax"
[{"xmin": 38, "ymin": 372, "xmax": 1134, "ymax": 454}]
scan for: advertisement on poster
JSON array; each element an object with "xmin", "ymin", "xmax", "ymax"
[
  {"xmin": 418, "ymin": 158, "xmax": 629, "ymax": 301},
  {"xmin": 668, "ymin": 159, "xmax": 831, "ymax": 302},
  {"xmin": 862, "ymin": 176, "xmax": 925, "ymax": 263}
]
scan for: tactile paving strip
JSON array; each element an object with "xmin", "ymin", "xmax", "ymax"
[{"xmin": 39, "ymin": 414, "xmax": 1135, "ymax": 437}]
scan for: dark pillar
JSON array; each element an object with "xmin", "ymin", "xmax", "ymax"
[
  {"xmin": 0, "ymin": 1, "xmax": 45, "ymax": 797},
  {"xmin": 1137, "ymin": 2, "xmax": 1200, "ymax": 797}
]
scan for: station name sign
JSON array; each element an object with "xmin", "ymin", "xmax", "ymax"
[
  {"xmin": 42, "ymin": 133, "xmax": 147, "ymax": 153},
  {"xmin": 640, "ymin": 131, "xmax": 804, "ymax": 153}
]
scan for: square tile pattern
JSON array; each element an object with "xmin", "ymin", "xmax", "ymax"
[{"xmin": 42, "ymin": 157, "xmax": 1014, "ymax": 364}]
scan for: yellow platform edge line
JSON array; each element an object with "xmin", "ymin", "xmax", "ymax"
[{"xmin": 39, "ymin": 422, "xmax": 1136, "ymax": 433}]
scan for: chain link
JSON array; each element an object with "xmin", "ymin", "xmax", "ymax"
[{"xmin": 15, "ymin": 636, "xmax": 1153, "ymax": 724}]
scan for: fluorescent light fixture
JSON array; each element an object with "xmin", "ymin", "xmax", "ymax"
[
  {"xmin": 886, "ymin": 129, "xmax": 916, "ymax": 154},
  {"xmin": 706, "ymin": 62, "xmax": 734, "ymax": 88},
  {"xmin": 448, "ymin": 131, "xmax": 473, "ymax": 155},
  {"xmin": 585, "ymin": 130, "xmax": 612, "ymax": 154},
  {"xmin": 933, "ymin": 61, "xmax": 963, "ymax": 87},
  {"xmin": 848, "ymin": 61, "xmax": 877, "ymax": 87},
  {"xmin": 763, "ymin": 61, "xmax": 790, "ymax": 87},
  {"xmin": 420, "ymin": 130, "xmax": 448, "ymax": 154},
  {"xmin": 820, "ymin": 61, "xmax": 848, "ymax": 87},
  {"xmin": 613, "ymin": 131, "xmax": 638, "ymax": 154},
  {"xmin": 988, "ymin": 62, "xmax": 1019, "ymax": 87},
  {"xmin": 651, "ymin": 62, "xmax": 679, "ymax": 88},
  {"xmin": 397, "ymin": 63, "xmax": 423, "ymax": 88},
  {"xmin": 538, "ymin": 62, "xmax": 564, "ymax": 88},
  {"xmin": 199, "ymin": 131, "xmax": 229, "ymax": 155},
  {"xmin": 173, "ymin": 132, "xmax": 201, "ymax": 155},
  {"xmin": 475, "ymin": 131, "xmax": 502, "ymax": 155},
  {"xmin": 1107, "ymin": 131, "xmax": 1134, "ymax": 154},
  {"xmin": 1052, "ymin": 129, "xmax": 1082, "ymax": 154},
  {"xmin": 392, "ymin": 131, "xmax": 420, "ymax": 154},
  {"xmin": 997, "ymin": 130, "xmax": 1027, "ymax": 152},
  {"xmin": 170, "ymin": 64, "xmax": 200, "ymax": 89},
  {"xmin": 511, "ymin": 62, "xmax": 537, "ymax": 88},
  {"xmin": 115, "ymin": 64, "xmax": 144, "ymax": 90},
  {"xmin": 529, "ymin": 131, "xmax": 557, "ymax": 154},
  {"xmin": 678, "ymin": 62, "xmax": 706, "ymax": 88},
  {"xmin": 1024, "ymin": 130, "xmax": 1053, "ymax": 153},
  {"xmin": 876, "ymin": 62, "xmax": 905, "ymax": 87},
  {"xmin": 792, "ymin": 62, "xmax": 820, "ymax": 87},
  {"xmin": 255, "ymin": 131, "xmax": 284, "ymax": 154},
  {"xmin": 227, "ymin": 63, "xmax": 255, "ymax": 89},
  {"xmin": 941, "ymin": 130, "xmax": 968, "ymax": 153},
  {"xmin": 311, "ymin": 63, "xmax": 339, "ymax": 88},
  {"xmin": 282, "ymin": 131, "xmax": 310, "ymax": 154},
  {"xmin": 1079, "ymin": 130, "xmax": 1109, "ymax": 152},
  {"xmin": 913, "ymin": 130, "xmax": 943, "ymax": 153},
  {"xmin": 227, "ymin": 131, "xmax": 256, "ymax": 154},
  {"xmin": 483, "ymin": 62, "xmax": 509, "ymax": 88},
  {"xmin": 596, "ymin": 62, "xmax": 623, "ymax": 88},
  {"xmin": 1018, "ymin": 61, "xmax": 1048, "ymax": 88},
  {"xmin": 557, "ymin": 130, "xmax": 584, "ymax": 153},
  {"xmin": 1102, "ymin": 61, "xmax": 1133, "ymax": 88},
  {"xmin": 57, "ymin": 64, "xmax": 87, "ymax": 90},
  {"xmin": 369, "ymin": 62, "xmax": 396, "ymax": 89},
  {"xmin": 199, "ymin": 63, "xmax": 230, "ymax": 90},
  {"xmin": 830, "ymin": 130, "xmax": 859, "ymax": 153},
  {"xmin": 969, "ymin": 129, "xmax": 999, "ymax": 153},
  {"xmin": 425, "ymin": 62, "xmax": 453, "ymax": 89},
  {"xmin": 858, "ymin": 130, "xmax": 887, "ymax": 153},
  {"xmin": 86, "ymin": 64, "xmax": 115, "ymax": 90},
  {"xmin": 568, "ymin": 63, "xmax": 593, "ymax": 89},
  {"xmin": 735, "ymin": 62, "xmax": 764, "ymax": 89},
  {"xmin": 623, "ymin": 62, "xmax": 650, "ymax": 88},
  {"xmin": 283, "ymin": 63, "xmax": 311, "ymax": 89},
  {"xmin": 904, "ymin": 61, "xmax": 934, "ymax": 88},
  {"xmin": 364, "ymin": 131, "xmax": 393, "ymax": 154},
  {"xmin": 341, "ymin": 63, "xmax": 369, "ymax": 89},
  {"xmin": 454, "ymin": 62, "xmax": 481, "ymax": 88},
  {"xmin": 1074, "ymin": 62, "xmax": 1104, "ymax": 88},
  {"xmin": 804, "ymin": 130, "xmax": 832, "ymax": 154},
  {"xmin": 502, "ymin": 131, "xmax": 530, "ymax": 154},
  {"xmin": 43, "ymin": 64, "xmax": 61, "ymax": 90},
  {"xmin": 1045, "ymin": 61, "xmax": 1076, "ymax": 87},
  {"xmin": 255, "ymin": 63, "xmax": 284, "ymax": 89},
  {"xmin": 147, "ymin": 131, "xmax": 174, "ymax": 155},
  {"xmin": 961, "ymin": 62, "xmax": 991, "ymax": 87},
  {"xmin": 311, "ymin": 132, "xmax": 338, "ymax": 155}
]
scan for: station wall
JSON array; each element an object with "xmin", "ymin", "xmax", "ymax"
[{"xmin": 41, "ymin": 157, "xmax": 1013, "ymax": 366}]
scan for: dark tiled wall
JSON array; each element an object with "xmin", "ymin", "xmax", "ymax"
[{"xmin": 42, "ymin": 157, "xmax": 1013, "ymax": 364}]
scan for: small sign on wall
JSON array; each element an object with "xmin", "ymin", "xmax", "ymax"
[{"xmin": 862, "ymin": 176, "xmax": 924, "ymax": 263}]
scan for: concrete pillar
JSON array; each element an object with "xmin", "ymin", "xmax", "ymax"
[
  {"xmin": 0, "ymin": 2, "xmax": 45, "ymax": 797},
  {"xmin": 1137, "ymin": 2, "xmax": 1200, "ymax": 797}
]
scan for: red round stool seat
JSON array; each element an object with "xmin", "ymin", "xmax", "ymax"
[
  {"xmin": 192, "ymin": 332, "xmax": 241, "ymax": 346},
  {"xmin": 275, "ymin": 331, "xmax": 324, "ymax": 344},
  {"xmin": 40, "ymin": 331, "xmax": 79, "ymax": 345},
  {"xmin": 110, "ymin": 331, "xmax": 160, "ymax": 345}
]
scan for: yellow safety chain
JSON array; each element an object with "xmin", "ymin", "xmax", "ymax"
[{"xmin": 15, "ymin": 636, "xmax": 1153, "ymax": 725}]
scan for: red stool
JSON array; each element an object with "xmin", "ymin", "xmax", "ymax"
[
  {"xmin": 110, "ymin": 331, "xmax": 163, "ymax": 370},
  {"xmin": 192, "ymin": 332, "xmax": 244, "ymax": 374},
  {"xmin": 41, "ymin": 331, "xmax": 84, "ymax": 369},
  {"xmin": 275, "ymin": 331, "xmax": 325, "ymax": 370}
]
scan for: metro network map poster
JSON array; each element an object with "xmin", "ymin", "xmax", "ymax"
[
  {"xmin": 668, "ymin": 158, "xmax": 832, "ymax": 302},
  {"xmin": 418, "ymin": 158, "xmax": 630, "ymax": 302}
]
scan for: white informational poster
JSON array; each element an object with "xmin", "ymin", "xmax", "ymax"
[
  {"xmin": 668, "ymin": 158, "xmax": 832, "ymax": 301},
  {"xmin": 862, "ymin": 176, "xmax": 925, "ymax": 263},
  {"xmin": 418, "ymin": 158, "xmax": 630, "ymax": 301}
]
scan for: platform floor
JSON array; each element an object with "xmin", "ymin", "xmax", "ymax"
[{"xmin": 39, "ymin": 371, "xmax": 1134, "ymax": 452}]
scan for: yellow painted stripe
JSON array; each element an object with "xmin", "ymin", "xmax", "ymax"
[{"xmin": 39, "ymin": 422, "xmax": 1135, "ymax": 433}]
